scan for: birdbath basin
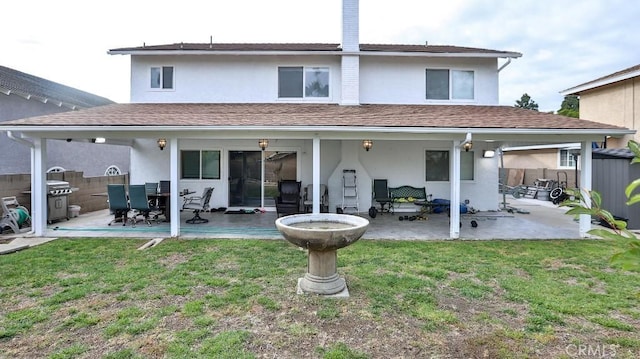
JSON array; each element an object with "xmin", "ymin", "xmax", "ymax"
[{"xmin": 275, "ymin": 213, "xmax": 369, "ymax": 296}]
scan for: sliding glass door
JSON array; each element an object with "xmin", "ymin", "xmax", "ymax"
[{"xmin": 228, "ymin": 150, "xmax": 297, "ymax": 208}]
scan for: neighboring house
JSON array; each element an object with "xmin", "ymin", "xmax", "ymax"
[
  {"xmin": 561, "ymin": 64, "xmax": 640, "ymax": 149},
  {"xmin": 502, "ymin": 143, "xmax": 581, "ymax": 170},
  {"xmin": 0, "ymin": 65, "xmax": 129, "ymax": 176},
  {"xmin": 0, "ymin": 0, "xmax": 633, "ymax": 239}
]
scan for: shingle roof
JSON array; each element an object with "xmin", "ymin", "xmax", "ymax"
[
  {"xmin": 0, "ymin": 103, "xmax": 626, "ymax": 132},
  {"xmin": 561, "ymin": 64, "xmax": 640, "ymax": 95},
  {"xmin": 108, "ymin": 43, "xmax": 521, "ymax": 57},
  {"xmin": 0, "ymin": 66, "xmax": 115, "ymax": 109}
]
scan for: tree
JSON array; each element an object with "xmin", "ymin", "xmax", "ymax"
[
  {"xmin": 564, "ymin": 140, "xmax": 640, "ymax": 271},
  {"xmin": 514, "ymin": 93, "xmax": 539, "ymax": 111},
  {"xmin": 557, "ymin": 95, "xmax": 579, "ymax": 118}
]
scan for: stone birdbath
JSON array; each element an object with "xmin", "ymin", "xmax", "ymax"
[{"xmin": 275, "ymin": 213, "xmax": 369, "ymax": 296}]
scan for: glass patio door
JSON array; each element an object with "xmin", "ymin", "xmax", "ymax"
[
  {"xmin": 228, "ymin": 150, "xmax": 297, "ymax": 208},
  {"xmin": 229, "ymin": 151, "xmax": 262, "ymax": 207}
]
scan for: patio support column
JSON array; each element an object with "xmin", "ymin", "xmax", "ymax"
[
  {"xmin": 449, "ymin": 141, "xmax": 461, "ymax": 239},
  {"xmin": 170, "ymin": 138, "xmax": 180, "ymax": 237},
  {"xmin": 579, "ymin": 141, "xmax": 593, "ymax": 237},
  {"xmin": 33, "ymin": 137, "xmax": 47, "ymax": 236},
  {"xmin": 312, "ymin": 137, "xmax": 321, "ymax": 213}
]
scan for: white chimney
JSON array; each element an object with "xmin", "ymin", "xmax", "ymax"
[
  {"xmin": 341, "ymin": 0, "xmax": 360, "ymax": 105},
  {"xmin": 342, "ymin": 0, "xmax": 359, "ymax": 52}
]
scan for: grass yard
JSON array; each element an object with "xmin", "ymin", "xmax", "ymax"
[{"xmin": 1, "ymin": 237, "xmax": 639, "ymax": 358}]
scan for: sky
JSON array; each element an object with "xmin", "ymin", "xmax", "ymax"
[{"xmin": 2, "ymin": 0, "xmax": 639, "ymax": 112}]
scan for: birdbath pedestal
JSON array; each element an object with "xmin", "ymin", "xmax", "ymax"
[{"xmin": 275, "ymin": 213, "xmax": 369, "ymax": 296}]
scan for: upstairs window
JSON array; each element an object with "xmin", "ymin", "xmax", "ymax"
[
  {"xmin": 426, "ymin": 69, "xmax": 474, "ymax": 100},
  {"xmin": 278, "ymin": 67, "xmax": 329, "ymax": 98},
  {"xmin": 151, "ymin": 66, "xmax": 174, "ymax": 89}
]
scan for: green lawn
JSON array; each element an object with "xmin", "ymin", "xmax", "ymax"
[{"xmin": 1, "ymin": 238, "xmax": 639, "ymax": 358}]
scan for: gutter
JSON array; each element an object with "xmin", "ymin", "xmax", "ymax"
[
  {"xmin": 497, "ymin": 57, "xmax": 512, "ymax": 72},
  {"xmin": 6, "ymin": 131, "xmax": 34, "ymax": 148}
]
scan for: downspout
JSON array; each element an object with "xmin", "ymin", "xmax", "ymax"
[
  {"xmin": 497, "ymin": 57, "xmax": 513, "ymax": 73},
  {"xmin": 7, "ymin": 131, "xmax": 34, "ymax": 148}
]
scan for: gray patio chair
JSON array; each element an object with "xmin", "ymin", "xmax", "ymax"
[
  {"xmin": 303, "ymin": 184, "xmax": 328, "ymax": 213},
  {"xmin": 182, "ymin": 187, "xmax": 214, "ymax": 224}
]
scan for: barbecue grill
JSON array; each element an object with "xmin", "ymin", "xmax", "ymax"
[{"xmin": 47, "ymin": 180, "xmax": 73, "ymax": 223}]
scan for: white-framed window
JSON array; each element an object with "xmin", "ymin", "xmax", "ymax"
[
  {"xmin": 46, "ymin": 166, "xmax": 66, "ymax": 173},
  {"xmin": 426, "ymin": 69, "xmax": 474, "ymax": 100},
  {"xmin": 278, "ymin": 66, "xmax": 329, "ymax": 98},
  {"xmin": 425, "ymin": 150, "xmax": 474, "ymax": 181},
  {"xmin": 181, "ymin": 150, "xmax": 221, "ymax": 179},
  {"xmin": 104, "ymin": 165, "xmax": 121, "ymax": 176},
  {"xmin": 559, "ymin": 149, "xmax": 577, "ymax": 168},
  {"xmin": 150, "ymin": 66, "xmax": 174, "ymax": 89}
]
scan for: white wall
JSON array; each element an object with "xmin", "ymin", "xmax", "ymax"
[
  {"xmin": 360, "ymin": 140, "xmax": 499, "ymax": 211},
  {"xmin": 130, "ymin": 54, "xmax": 500, "ymax": 105},
  {"xmin": 131, "ymin": 138, "xmax": 499, "ymax": 212},
  {"xmin": 131, "ymin": 55, "xmax": 341, "ymax": 103},
  {"xmin": 360, "ymin": 56, "xmax": 499, "ymax": 105}
]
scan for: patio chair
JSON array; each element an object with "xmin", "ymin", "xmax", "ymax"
[
  {"xmin": 373, "ymin": 179, "xmax": 392, "ymax": 214},
  {"xmin": 145, "ymin": 182, "xmax": 159, "ymax": 207},
  {"xmin": 128, "ymin": 184, "xmax": 161, "ymax": 226},
  {"xmin": 107, "ymin": 184, "xmax": 129, "ymax": 226},
  {"xmin": 182, "ymin": 187, "xmax": 214, "ymax": 224},
  {"xmin": 1, "ymin": 197, "xmax": 30, "ymax": 234},
  {"xmin": 275, "ymin": 180, "xmax": 301, "ymax": 217},
  {"xmin": 303, "ymin": 184, "xmax": 328, "ymax": 213},
  {"xmin": 157, "ymin": 180, "xmax": 170, "ymax": 219}
]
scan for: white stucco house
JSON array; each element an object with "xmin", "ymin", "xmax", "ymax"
[{"xmin": 0, "ymin": 0, "xmax": 633, "ymax": 239}]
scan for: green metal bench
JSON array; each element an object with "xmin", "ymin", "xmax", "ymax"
[{"xmin": 388, "ymin": 185, "xmax": 427, "ymax": 213}]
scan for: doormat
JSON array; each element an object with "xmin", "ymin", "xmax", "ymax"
[{"xmin": 224, "ymin": 209, "xmax": 257, "ymax": 214}]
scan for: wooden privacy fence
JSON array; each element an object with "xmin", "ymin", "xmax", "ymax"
[
  {"xmin": 501, "ymin": 168, "xmax": 579, "ymax": 188},
  {"xmin": 0, "ymin": 171, "xmax": 128, "ymax": 215}
]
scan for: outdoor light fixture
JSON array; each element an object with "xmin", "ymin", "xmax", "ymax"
[
  {"xmin": 461, "ymin": 133, "xmax": 473, "ymax": 152},
  {"xmin": 482, "ymin": 150, "xmax": 496, "ymax": 158},
  {"xmin": 362, "ymin": 139, "xmax": 373, "ymax": 151},
  {"xmin": 91, "ymin": 137, "xmax": 106, "ymax": 144},
  {"xmin": 157, "ymin": 138, "xmax": 167, "ymax": 150},
  {"xmin": 258, "ymin": 139, "xmax": 269, "ymax": 151}
]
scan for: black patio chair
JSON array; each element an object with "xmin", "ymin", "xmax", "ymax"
[
  {"xmin": 373, "ymin": 179, "xmax": 392, "ymax": 214},
  {"xmin": 275, "ymin": 180, "xmax": 302, "ymax": 217}
]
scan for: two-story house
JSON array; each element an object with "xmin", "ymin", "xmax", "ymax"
[
  {"xmin": 561, "ymin": 64, "xmax": 640, "ymax": 148},
  {"xmin": 0, "ymin": 0, "xmax": 632, "ymax": 239}
]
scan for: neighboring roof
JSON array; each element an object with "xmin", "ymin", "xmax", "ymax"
[
  {"xmin": 0, "ymin": 65, "xmax": 115, "ymax": 109},
  {"xmin": 108, "ymin": 42, "xmax": 522, "ymax": 58},
  {"xmin": 0, "ymin": 103, "xmax": 630, "ymax": 135},
  {"xmin": 592, "ymin": 148, "xmax": 635, "ymax": 159},
  {"xmin": 560, "ymin": 64, "xmax": 640, "ymax": 96}
]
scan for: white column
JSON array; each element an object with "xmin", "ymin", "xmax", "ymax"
[
  {"xmin": 579, "ymin": 142, "xmax": 593, "ymax": 237},
  {"xmin": 33, "ymin": 138, "xmax": 47, "ymax": 236},
  {"xmin": 313, "ymin": 137, "xmax": 321, "ymax": 213},
  {"xmin": 261, "ymin": 149, "xmax": 265, "ymax": 209},
  {"xmin": 170, "ymin": 138, "xmax": 180, "ymax": 237},
  {"xmin": 449, "ymin": 141, "xmax": 461, "ymax": 239}
]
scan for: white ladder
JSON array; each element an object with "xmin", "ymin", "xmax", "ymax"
[{"xmin": 341, "ymin": 169, "xmax": 359, "ymax": 213}]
